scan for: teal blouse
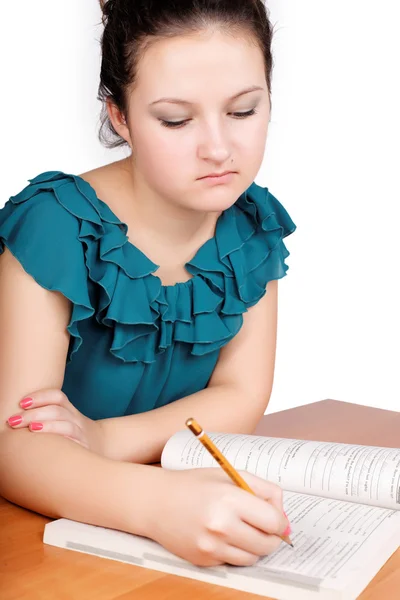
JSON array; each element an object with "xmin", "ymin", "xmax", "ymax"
[{"xmin": 0, "ymin": 171, "xmax": 296, "ymax": 420}]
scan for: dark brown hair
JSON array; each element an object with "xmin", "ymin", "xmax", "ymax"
[{"xmin": 97, "ymin": 0, "xmax": 275, "ymax": 149}]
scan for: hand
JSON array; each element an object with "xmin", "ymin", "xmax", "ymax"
[
  {"xmin": 142, "ymin": 467, "xmax": 291, "ymax": 567},
  {"xmin": 6, "ymin": 389, "xmax": 103, "ymax": 453}
]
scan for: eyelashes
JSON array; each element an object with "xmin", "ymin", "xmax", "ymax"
[{"xmin": 159, "ymin": 108, "xmax": 258, "ymax": 129}]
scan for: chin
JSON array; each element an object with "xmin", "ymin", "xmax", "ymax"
[
  {"xmin": 189, "ymin": 180, "xmax": 248, "ymax": 212},
  {"xmin": 191, "ymin": 191, "xmax": 241, "ymax": 213}
]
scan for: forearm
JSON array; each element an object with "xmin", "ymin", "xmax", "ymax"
[
  {"xmin": 101, "ymin": 384, "xmax": 268, "ymax": 464},
  {"xmin": 0, "ymin": 428, "xmax": 159, "ymax": 537}
]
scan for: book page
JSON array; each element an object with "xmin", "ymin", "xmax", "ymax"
[
  {"xmin": 44, "ymin": 497, "xmax": 400, "ymax": 600},
  {"xmin": 161, "ymin": 431, "xmax": 400, "ymax": 509},
  {"xmin": 142, "ymin": 492, "xmax": 399, "ymax": 589},
  {"xmin": 258, "ymin": 490, "xmax": 400, "ymax": 588}
]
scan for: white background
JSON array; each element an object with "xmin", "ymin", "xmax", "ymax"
[{"xmin": 1, "ymin": 1, "xmax": 399, "ymax": 414}]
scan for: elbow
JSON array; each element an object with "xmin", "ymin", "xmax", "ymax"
[
  {"xmin": 0, "ymin": 428, "xmax": 63, "ymax": 518},
  {"xmin": 229, "ymin": 387, "xmax": 272, "ymax": 435},
  {"xmin": 0, "ymin": 428, "xmax": 31, "ymax": 505}
]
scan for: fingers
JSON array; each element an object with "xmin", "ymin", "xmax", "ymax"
[
  {"xmin": 7, "ymin": 405, "xmax": 75, "ymax": 429},
  {"xmin": 239, "ymin": 494, "xmax": 287, "ymax": 537},
  {"xmin": 5, "ymin": 389, "xmax": 90, "ymax": 449},
  {"xmin": 18, "ymin": 388, "xmax": 69, "ymax": 411},
  {"xmin": 241, "ymin": 471, "xmax": 284, "ymax": 511},
  {"xmin": 227, "ymin": 521, "xmax": 283, "ymax": 557},
  {"xmin": 7, "ymin": 388, "xmax": 79, "ymax": 431},
  {"xmin": 203, "ymin": 488, "xmax": 289, "ymax": 554},
  {"xmin": 194, "ymin": 530, "xmax": 278, "ymax": 567},
  {"xmin": 6, "ymin": 388, "xmax": 70, "ymax": 426},
  {"xmin": 193, "ymin": 537, "xmax": 260, "ymax": 568},
  {"xmin": 6, "ymin": 405, "xmax": 86, "ymax": 446},
  {"xmin": 236, "ymin": 476, "xmax": 289, "ymax": 537},
  {"xmin": 29, "ymin": 420, "xmax": 88, "ymax": 447},
  {"xmin": 214, "ymin": 544, "xmax": 260, "ymax": 567}
]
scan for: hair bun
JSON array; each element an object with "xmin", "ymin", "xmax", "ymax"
[
  {"xmin": 99, "ymin": 1, "xmax": 117, "ymax": 15},
  {"xmin": 99, "ymin": 0, "xmax": 116, "ymax": 24}
]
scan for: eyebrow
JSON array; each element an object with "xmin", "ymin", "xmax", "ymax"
[{"xmin": 149, "ymin": 85, "xmax": 265, "ymax": 106}]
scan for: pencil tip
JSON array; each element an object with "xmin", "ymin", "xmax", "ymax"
[{"xmin": 290, "ymin": 543, "xmax": 294, "ymax": 548}]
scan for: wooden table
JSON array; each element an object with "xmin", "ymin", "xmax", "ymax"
[{"xmin": 1, "ymin": 399, "xmax": 399, "ymax": 600}]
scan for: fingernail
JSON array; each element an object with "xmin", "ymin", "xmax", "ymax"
[
  {"xmin": 8, "ymin": 415, "xmax": 22, "ymax": 426},
  {"xmin": 283, "ymin": 524, "xmax": 292, "ymax": 537},
  {"xmin": 30, "ymin": 422, "xmax": 43, "ymax": 431},
  {"xmin": 282, "ymin": 511, "xmax": 292, "ymax": 536},
  {"xmin": 20, "ymin": 397, "xmax": 33, "ymax": 409}
]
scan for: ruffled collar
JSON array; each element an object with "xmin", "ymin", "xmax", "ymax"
[{"xmin": 10, "ymin": 170, "xmax": 296, "ymax": 362}]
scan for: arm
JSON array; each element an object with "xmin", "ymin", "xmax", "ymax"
[
  {"xmin": 0, "ymin": 249, "xmax": 289, "ymax": 567},
  {"xmin": 0, "ymin": 247, "xmax": 156, "ymax": 534},
  {"xmin": 100, "ymin": 280, "xmax": 279, "ymax": 464}
]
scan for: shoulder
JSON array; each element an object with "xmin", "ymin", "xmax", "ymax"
[
  {"xmin": 3, "ymin": 170, "xmax": 85, "ymax": 221},
  {"xmin": 78, "ymin": 158, "xmax": 133, "ymax": 218},
  {"xmin": 1, "ymin": 172, "xmax": 97, "ymax": 291},
  {"xmin": 0, "ymin": 172, "xmax": 83, "ymax": 250},
  {"xmin": 0, "ymin": 171, "xmax": 101, "ymax": 362},
  {"xmin": 0, "ymin": 169, "xmax": 123, "ymax": 237},
  {"xmin": 0, "ymin": 170, "xmax": 111, "ymax": 293}
]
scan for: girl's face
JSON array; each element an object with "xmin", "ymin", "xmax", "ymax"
[{"xmin": 119, "ymin": 28, "xmax": 270, "ymax": 212}]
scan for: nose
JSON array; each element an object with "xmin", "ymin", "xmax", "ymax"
[{"xmin": 197, "ymin": 118, "xmax": 232, "ymax": 164}]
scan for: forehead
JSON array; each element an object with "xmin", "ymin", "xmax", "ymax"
[{"xmin": 135, "ymin": 29, "xmax": 266, "ymax": 100}]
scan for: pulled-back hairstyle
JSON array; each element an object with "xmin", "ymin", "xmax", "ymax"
[{"xmin": 97, "ymin": 0, "xmax": 275, "ymax": 149}]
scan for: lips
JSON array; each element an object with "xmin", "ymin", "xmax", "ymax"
[{"xmin": 199, "ymin": 171, "xmax": 235, "ymax": 179}]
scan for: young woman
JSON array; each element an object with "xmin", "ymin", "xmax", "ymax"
[{"xmin": 0, "ymin": 0, "xmax": 296, "ymax": 567}]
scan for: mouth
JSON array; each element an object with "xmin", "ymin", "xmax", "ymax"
[{"xmin": 198, "ymin": 171, "xmax": 236, "ymax": 180}]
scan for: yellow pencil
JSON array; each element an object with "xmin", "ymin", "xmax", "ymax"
[{"xmin": 185, "ymin": 418, "xmax": 293, "ymax": 548}]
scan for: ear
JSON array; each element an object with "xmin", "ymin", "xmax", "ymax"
[{"xmin": 106, "ymin": 99, "xmax": 133, "ymax": 146}]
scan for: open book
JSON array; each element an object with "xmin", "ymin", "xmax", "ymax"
[{"xmin": 44, "ymin": 432, "xmax": 400, "ymax": 600}]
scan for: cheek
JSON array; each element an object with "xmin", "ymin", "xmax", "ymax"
[
  {"xmin": 239, "ymin": 117, "xmax": 269, "ymax": 153},
  {"xmin": 137, "ymin": 127, "xmax": 190, "ymax": 170},
  {"xmin": 132, "ymin": 130, "xmax": 191, "ymax": 196},
  {"xmin": 133, "ymin": 115, "xmax": 269, "ymax": 186},
  {"xmin": 239, "ymin": 121, "xmax": 269, "ymax": 178}
]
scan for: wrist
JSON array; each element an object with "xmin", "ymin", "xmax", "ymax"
[
  {"xmin": 89, "ymin": 415, "xmax": 161, "ymax": 463},
  {"xmin": 85, "ymin": 417, "xmax": 107, "ymax": 457},
  {"xmin": 125, "ymin": 465, "xmax": 169, "ymax": 538}
]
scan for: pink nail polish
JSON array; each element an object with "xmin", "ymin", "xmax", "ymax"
[
  {"xmin": 20, "ymin": 397, "xmax": 33, "ymax": 409},
  {"xmin": 30, "ymin": 422, "xmax": 43, "ymax": 431},
  {"xmin": 282, "ymin": 511, "xmax": 292, "ymax": 536},
  {"xmin": 8, "ymin": 415, "xmax": 22, "ymax": 426},
  {"xmin": 283, "ymin": 524, "xmax": 292, "ymax": 537}
]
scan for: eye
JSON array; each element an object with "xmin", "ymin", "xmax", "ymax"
[
  {"xmin": 230, "ymin": 109, "xmax": 258, "ymax": 119},
  {"xmin": 159, "ymin": 118, "xmax": 191, "ymax": 129},
  {"xmin": 159, "ymin": 108, "xmax": 258, "ymax": 129}
]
